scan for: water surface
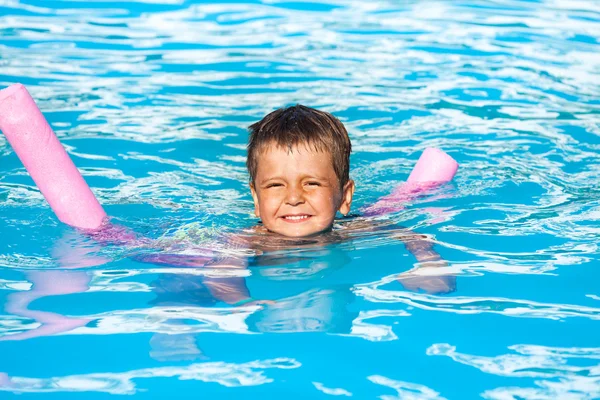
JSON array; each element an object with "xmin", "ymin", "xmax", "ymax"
[{"xmin": 1, "ymin": 0, "xmax": 599, "ymax": 398}]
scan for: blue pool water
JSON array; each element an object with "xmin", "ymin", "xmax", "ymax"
[{"xmin": 1, "ymin": 0, "xmax": 600, "ymax": 398}]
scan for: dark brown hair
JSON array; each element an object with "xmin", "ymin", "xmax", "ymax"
[{"xmin": 247, "ymin": 105, "xmax": 351, "ymax": 187}]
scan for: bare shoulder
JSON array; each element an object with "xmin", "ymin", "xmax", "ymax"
[
  {"xmin": 334, "ymin": 216, "xmax": 431, "ymax": 243},
  {"xmin": 231, "ymin": 224, "xmax": 348, "ymax": 251},
  {"xmin": 334, "ymin": 216, "xmax": 397, "ymax": 234}
]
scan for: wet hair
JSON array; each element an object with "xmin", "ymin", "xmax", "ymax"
[{"xmin": 247, "ymin": 104, "xmax": 351, "ymax": 187}]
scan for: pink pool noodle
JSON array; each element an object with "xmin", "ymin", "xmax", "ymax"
[
  {"xmin": 362, "ymin": 147, "xmax": 458, "ymax": 216},
  {"xmin": 406, "ymin": 147, "xmax": 458, "ymax": 184},
  {"xmin": 0, "ymin": 84, "xmax": 107, "ymax": 230}
]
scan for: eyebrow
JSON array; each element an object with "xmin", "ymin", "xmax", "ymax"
[{"xmin": 259, "ymin": 175, "xmax": 330, "ymax": 184}]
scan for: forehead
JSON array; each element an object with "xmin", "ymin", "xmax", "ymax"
[{"xmin": 255, "ymin": 142, "xmax": 336, "ymax": 178}]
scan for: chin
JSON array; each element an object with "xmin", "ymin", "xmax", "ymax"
[{"xmin": 270, "ymin": 224, "xmax": 333, "ymax": 238}]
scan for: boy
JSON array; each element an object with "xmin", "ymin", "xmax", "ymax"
[{"xmin": 235, "ymin": 104, "xmax": 454, "ymax": 292}]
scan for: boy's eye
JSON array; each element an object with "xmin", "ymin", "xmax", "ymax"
[
  {"xmin": 306, "ymin": 181, "xmax": 320, "ymax": 186},
  {"xmin": 266, "ymin": 183, "xmax": 283, "ymax": 188}
]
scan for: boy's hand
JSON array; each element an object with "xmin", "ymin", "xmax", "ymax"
[
  {"xmin": 398, "ymin": 259, "xmax": 456, "ymax": 294},
  {"xmin": 398, "ymin": 273, "xmax": 456, "ymax": 295}
]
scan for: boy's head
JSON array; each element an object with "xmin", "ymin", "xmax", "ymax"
[{"xmin": 247, "ymin": 105, "xmax": 355, "ymax": 237}]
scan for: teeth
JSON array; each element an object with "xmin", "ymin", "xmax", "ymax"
[{"xmin": 284, "ymin": 215, "xmax": 309, "ymax": 220}]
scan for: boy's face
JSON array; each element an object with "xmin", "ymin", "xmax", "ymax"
[{"xmin": 250, "ymin": 143, "xmax": 354, "ymax": 237}]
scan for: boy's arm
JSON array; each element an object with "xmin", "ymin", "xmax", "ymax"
[
  {"xmin": 201, "ymin": 255, "xmax": 275, "ymax": 307},
  {"xmin": 136, "ymin": 238, "xmax": 273, "ymax": 307},
  {"xmin": 200, "ymin": 256, "xmax": 252, "ymax": 305},
  {"xmin": 394, "ymin": 231, "xmax": 456, "ymax": 294}
]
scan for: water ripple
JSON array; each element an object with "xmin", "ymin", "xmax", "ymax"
[
  {"xmin": 355, "ymin": 274, "xmax": 600, "ymax": 321},
  {"xmin": 0, "ymin": 358, "xmax": 300, "ymax": 394},
  {"xmin": 1, "ymin": 0, "xmax": 599, "ymax": 397},
  {"xmin": 427, "ymin": 344, "xmax": 600, "ymax": 399}
]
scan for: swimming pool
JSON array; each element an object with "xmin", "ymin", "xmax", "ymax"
[{"xmin": 1, "ymin": 0, "xmax": 599, "ymax": 398}]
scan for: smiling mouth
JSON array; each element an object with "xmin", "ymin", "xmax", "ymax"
[{"xmin": 280, "ymin": 214, "xmax": 312, "ymax": 222}]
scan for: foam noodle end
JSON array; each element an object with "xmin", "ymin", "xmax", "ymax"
[
  {"xmin": 407, "ymin": 147, "xmax": 458, "ymax": 184},
  {"xmin": 0, "ymin": 83, "xmax": 24, "ymax": 102}
]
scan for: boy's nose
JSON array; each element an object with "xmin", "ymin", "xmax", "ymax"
[{"xmin": 285, "ymin": 186, "xmax": 305, "ymax": 206}]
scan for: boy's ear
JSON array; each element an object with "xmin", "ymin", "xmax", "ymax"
[
  {"xmin": 249, "ymin": 182, "xmax": 260, "ymax": 218},
  {"xmin": 338, "ymin": 179, "xmax": 355, "ymax": 216}
]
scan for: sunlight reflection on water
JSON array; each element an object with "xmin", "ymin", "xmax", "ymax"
[{"xmin": 0, "ymin": 0, "xmax": 599, "ymax": 398}]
